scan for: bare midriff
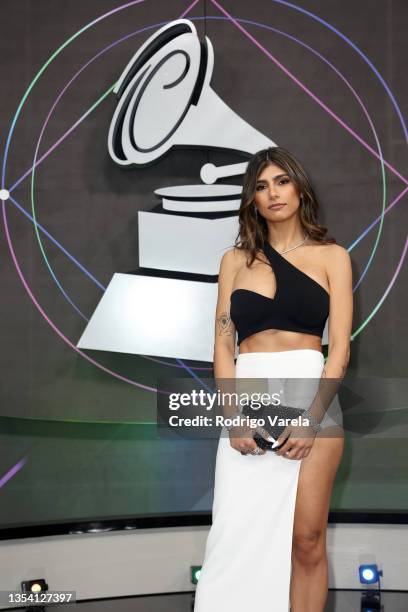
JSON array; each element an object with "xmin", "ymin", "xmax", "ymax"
[{"xmin": 238, "ymin": 328, "xmax": 323, "ymax": 355}]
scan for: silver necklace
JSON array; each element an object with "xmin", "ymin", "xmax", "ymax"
[{"xmin": 275, "ymin": 234, "xmax": 307, "ymax": 254}]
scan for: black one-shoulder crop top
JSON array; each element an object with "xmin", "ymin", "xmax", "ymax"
[{"xmin": 230, "ymin": 240, "xmax": 330, "ymax": 345}]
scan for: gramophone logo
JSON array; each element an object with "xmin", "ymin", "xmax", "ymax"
[{"xmin": 77, "ymin": 19, "xmax": 281, "ymax": 361}]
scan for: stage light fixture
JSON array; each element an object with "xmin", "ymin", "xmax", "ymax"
[
  {"xmin": 359, "ymin": 564, "xmax": 383, "ymax": 611},
  {"xmin": 190, "ymin": 565, "xmax": 202, "ymax": 584},
  {"xmin": 21, "ymin": 579, "xmax": 48, "ymax": 594},
  {"xmin": 359, "ymin": 564, "xmax": 383, "ymax": 585},
  {"xmin": 360, "ymin": 591, "xmax": 382, "ymax": 611}
]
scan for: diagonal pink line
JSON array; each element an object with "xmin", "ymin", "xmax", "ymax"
[
  {"xmin": 180, "ymin": 0, "xmax": 201, "ymax": 18},
  {"xmin": 210, "ymin": 0, "xmax": 408, "ymax": 188},
  {"xmin": 0, "ymin": 458, "xmax": 27, "ymax": 488}
]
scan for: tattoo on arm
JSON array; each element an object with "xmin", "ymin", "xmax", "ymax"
[{"xmin": 217, "ymin": 311, "xmax": 233, "ymax": 336}]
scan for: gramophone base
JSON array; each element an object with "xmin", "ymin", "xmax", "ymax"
[{"xmin": 77, "ymin": 273, "xmax": 220, "ymax": 362}]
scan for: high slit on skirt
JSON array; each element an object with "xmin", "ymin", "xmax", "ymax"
[{"xmin": 193, "ymin": 349, "xmax": 342, "ymax": 612}]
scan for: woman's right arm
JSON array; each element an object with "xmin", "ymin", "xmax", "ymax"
[
  {"xmin": 213, "ymin": 250, "xmax": 262, "ymax": 454},
  {"xmin": 213, "ymin": 249, "xmax": 237, "ymax": 380}
]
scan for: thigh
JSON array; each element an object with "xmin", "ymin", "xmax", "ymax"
[{"xmin": 292, "ymin": 433, "xmax": 344, "ymax": 536}]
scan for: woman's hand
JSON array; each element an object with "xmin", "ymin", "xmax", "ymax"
[
  {"xmin": 228, "ymin": 424, "xmax": 267, "ymax": 455},
  {"xmin": 274, "ymin": 424, "xmax": 317, "ymax": 460}
]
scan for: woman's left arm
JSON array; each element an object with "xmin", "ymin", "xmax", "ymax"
[
  {"xmin": 323, "ymin": 244, "xmax": 353, "ymax": 379},
  {"xmin": 303, "ymin": 244, "xmax": 354, "ymax": 428},
  {"xmin": 299, "ymin": 244, "xmax": 354, "ymax": 429}
]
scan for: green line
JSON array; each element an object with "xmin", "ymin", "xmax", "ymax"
[
  {"xmin": 350, "ymin": 150, "xmax": 387, "ymax": 340},
  {"xmin": 30, "ymin": 84, "xmax": 115, "ymax": 288}
]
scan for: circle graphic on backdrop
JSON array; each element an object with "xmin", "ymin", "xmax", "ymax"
[{"xmin": 2, "ymin": 4, "xmax": 407, "ymax": 393}]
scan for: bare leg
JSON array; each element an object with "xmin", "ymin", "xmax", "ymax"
[{"xmin": 290, "ymin": 429, "xmax": 344, "ymax": 612}]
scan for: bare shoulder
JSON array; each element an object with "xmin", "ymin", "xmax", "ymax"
[
  {"xmin": 316, "ymin": 243, "xmax": 352, "ymax": 283},
  {"xmin": 309, "ymin": 240, "xmax": 349, "ymax": 260},
  {"xmin": 307, "ymin": 241, "xmax": 351, "ymax": 282},
  {"xmin": 219, "ymin": 247, "xmax": 246, "ymax": 272},
  {"xmin": 323, "ymin": 243, "xmax": 351, "ymax": 266}
]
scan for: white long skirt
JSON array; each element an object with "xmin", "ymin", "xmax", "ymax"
[{"xmin": 194, "ymin": 349, "xmax": 340, "ymax": 612}]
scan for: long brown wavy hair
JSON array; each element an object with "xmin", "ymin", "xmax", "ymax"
[{"xmin": 234, "ymin": 147, "xmax": 336, "ymax": 266}]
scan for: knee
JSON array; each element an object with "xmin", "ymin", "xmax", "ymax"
[{"xmin": 292, "ymin": 529, "xmax": 326, "ymax": 566}]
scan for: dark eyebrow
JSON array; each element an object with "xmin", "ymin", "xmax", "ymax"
[{"xmin": 256, "ymin": 173, "xmax": 289, "ymax": 184}]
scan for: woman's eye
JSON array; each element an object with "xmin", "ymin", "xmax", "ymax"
[{"xmin": 255, "ymin": 179, "xmax": 289, "ymax": 190}]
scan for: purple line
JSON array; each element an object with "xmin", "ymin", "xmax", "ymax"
[
  {"xmin": 180, "ymin": 0, "xmax": 201, "ymax": 18},
  {"xmin": 176, "ymin": 358, "xmax": 213, "ymax": 393},
  {"xmin": 144, "ymin": 354, "xmax": 212, "ymax": 370},
  {"xmin": 9, "ymin": 194, "xmax": 106, "ymax": 291},
  {"xmin": 0, "ymin": 458, "xmax": 27, "ymax": 488},
  {"xmin": 10, "ymin": 91, "xmax": 113, "ymax": 194},
  {"xmin": 210, "ymin": 0, "xmax": 408, "ymax": 187},
  {"xmin": 348, "ymin": 186, "xmax": 408, "ymax": 251}
]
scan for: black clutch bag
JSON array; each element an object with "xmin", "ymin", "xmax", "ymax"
[{"xmin": 242, "ymin": 403, "xmax": 306, "ymax": 451}]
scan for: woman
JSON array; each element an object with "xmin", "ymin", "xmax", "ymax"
[{"xmin": 194, "ymin": 147, "xmax": 353, "ymax": 612}]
